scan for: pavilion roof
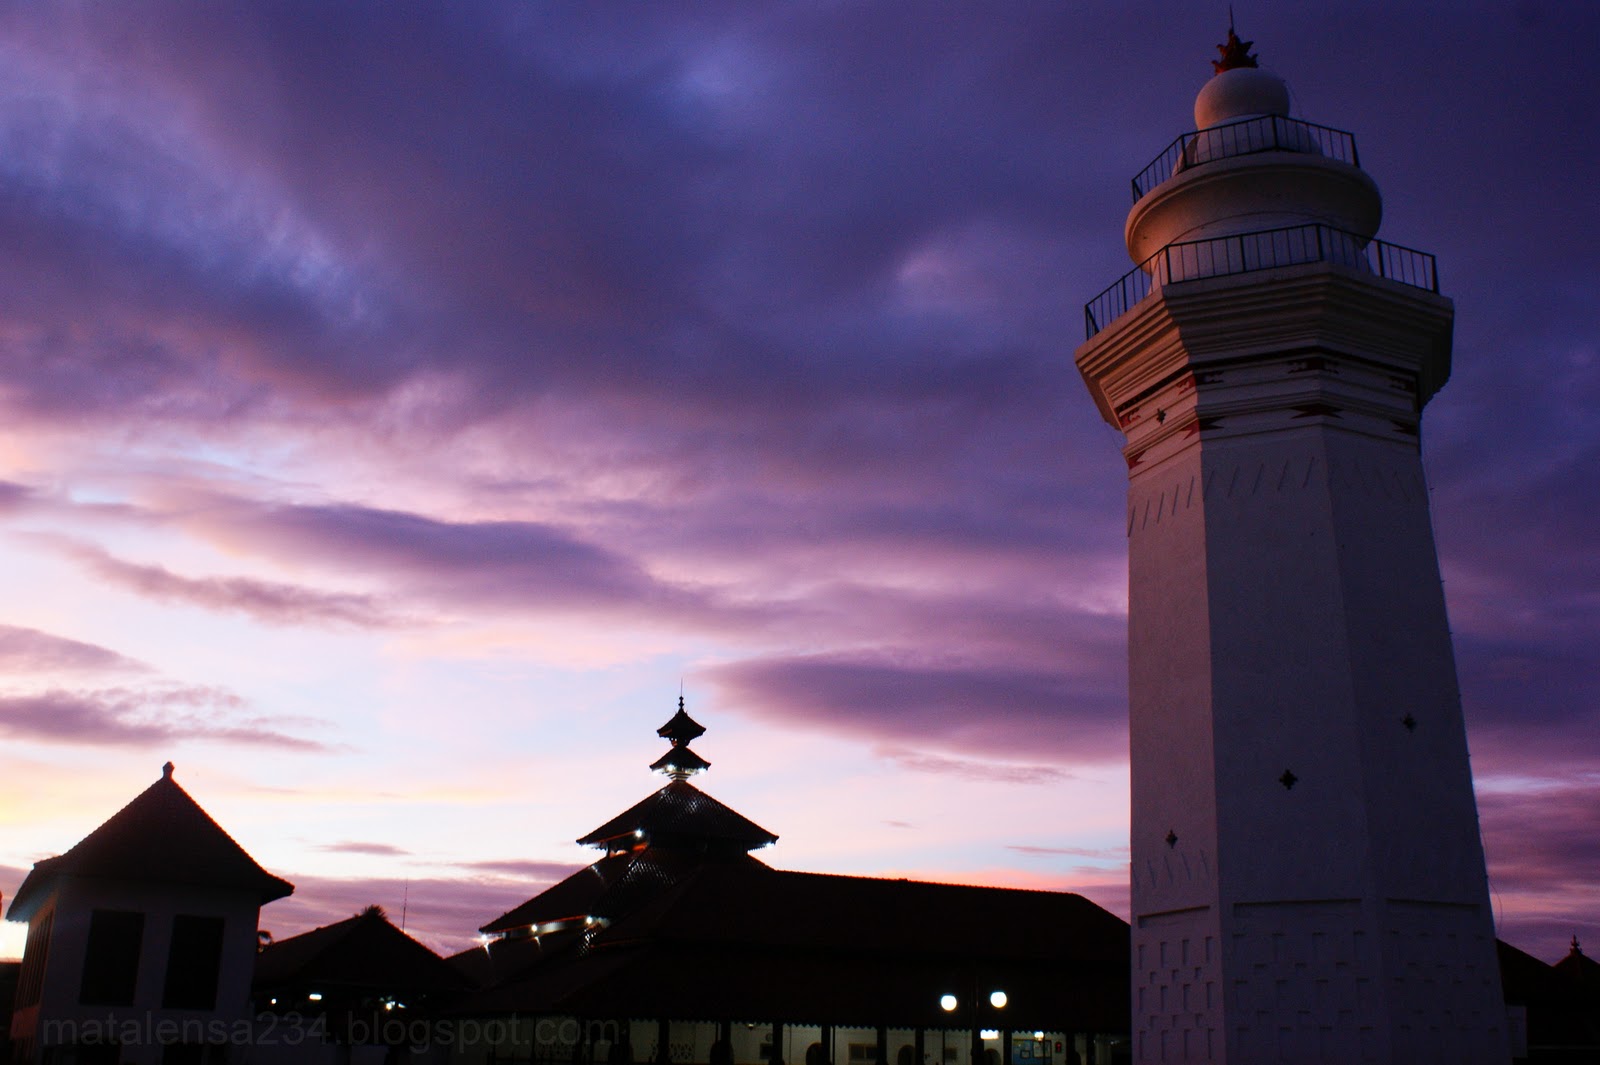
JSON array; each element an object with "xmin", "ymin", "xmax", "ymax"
[
  {"xmin": 574, "ymin": 780, "xmax": 777, "ymax": 853},
  {"xmin": 255, "ymin": 906, "xmax": 468, "ymax": 997},
  {"xmin": 7, "ymin": 763, "xmax": 292, "ymax": 921},
  {"xmin": 655, "ymin": 698, "xmax": 707, "ymax": 746}
]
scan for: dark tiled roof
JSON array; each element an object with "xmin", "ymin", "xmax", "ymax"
[
  {"xmin": 574, "ymin": 781, "xmax": 776, "ymax": 853},
  {"xmin": 457, "ymin": 859, "xmax": 1129, "ymax": 1028},
  {"xmin": 480, "ymin": 849, "xmax": 767, "ymax": 935},
  {"xmin": 448, "ymin": 929, "xmax": 571, "ymax": 990},
  {"xmin": 7, "ymin": 768, "xmax": 293, "ymax": 921},
  {"xmin": 609, "ymin": 861, "xmax": 1129, "ymax": 962},
  {"xmin": 255, "ymin": 907, "xmax": 469, "ymax": 996}
]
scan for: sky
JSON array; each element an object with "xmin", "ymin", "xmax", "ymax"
[{"xmin": 0, "ymin": 1, "xmax": 1595, "ymax": 965}]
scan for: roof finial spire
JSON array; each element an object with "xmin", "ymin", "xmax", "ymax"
[
  {"xmin": 1212, "ymin": 16, "xmax": 1259, "ymax": 75},
  {"xmin": 651, "ymin": 694, "xmax": 710, "ymax": 780},
  {"xmin": 162, "ymin": 761, "xmax": 175, "ymax": 779}
]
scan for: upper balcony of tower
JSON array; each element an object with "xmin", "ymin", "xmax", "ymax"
[
  {"xmin": 1083, "ymin": 29, "xmax": 1441, "ymax": 341},
  {"xmin": 1126, "ymin": 28, "xmax": 1382, "ymax": 263}
]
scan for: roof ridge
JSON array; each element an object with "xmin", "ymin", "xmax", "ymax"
[{"xmin": 767, "ymin": 867, "xmax": 1090, "ymax": 898}]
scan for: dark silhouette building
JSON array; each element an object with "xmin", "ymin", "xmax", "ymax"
[{"xmin": 444, "ymin": 701, "xmax": 1134, "ymax": 1065}]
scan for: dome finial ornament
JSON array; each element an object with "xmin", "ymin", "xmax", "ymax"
[{"xmin": 1212, "ymin": 17, "xmax": 1259, "ymax": 75}]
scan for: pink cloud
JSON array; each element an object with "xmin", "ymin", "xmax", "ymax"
[
  {"xmin": 41, "ymin": 538, "xmax": 402, "ymax": 629},
  {"xmin": 0, "ymin": 688, "xmax": 328, "ymax": 752},
  {"xmin": 705, "ymin": 649, "xmax": 1125, "ymax": 762},
  {"xmin": 0, "ymin": 624, "xmax": 149, "ymax": 675}
]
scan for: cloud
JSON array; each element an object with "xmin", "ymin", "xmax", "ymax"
[
  {"xmin": 38, "ymin": 537, "xmax": 403, "ymax": 629},
  {"xmin": 706, "ymin": 648, "xmax": 1126, "ymax": 762},
  {"xmin": 0, "ymin": 481, "xmax": 33, "ymax": 511},
  {"xmin": 165, "ymin": 496, "xmax": 768, "ymax": 633},
  {"xmin": 451, "ymin": 859, "xmax": 584, "ymax": 881},
  {"xmin": 876, "ymin": 746, "xmax": 1075, "ymax": 785},
  {"xmin": 0, "ymin": 624, "xmax": 148, "ymax": 675},
  {"xmin": 1007, "ymin": 844, "xmax": 1128, "ymax": 860},
  {"xmin": 1478, "ymin": 777, "xmax": 1600, "ymax": 962},
  {"xmin": 315, "ymin": 841, "xmax": 411, "ymax": 857},
  {"xmin": 0, "ymin": 687, "xmax": 327, "ymax": 752}
]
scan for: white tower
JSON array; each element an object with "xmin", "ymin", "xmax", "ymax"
[{"xmin": 1074, "ymin": 31, "xmax": 1508, "ymax": 1064}]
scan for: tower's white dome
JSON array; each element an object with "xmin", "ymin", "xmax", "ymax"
[{"xmin": 1194, "ymin": 66, "xmax": 1290, "ymax": 129}]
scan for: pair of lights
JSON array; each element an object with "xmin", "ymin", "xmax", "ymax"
[{"xmin": 938, "ymin": 990, "xmax": 1008, "ymax": 1012}]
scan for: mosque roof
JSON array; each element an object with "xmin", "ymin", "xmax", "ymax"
[
  {"xmin": 573, "ymin": 780, "xmax": 777, "ymax": 853},
  {"xmin": 456, "ymin": 860, "xmax": 1130, "ymax": 1029}
]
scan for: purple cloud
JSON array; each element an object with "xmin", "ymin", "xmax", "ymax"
[
  {"xmin": 179, "ymin": 498, "xmax": 741, "ymax": 627},
  {"xmin": 1008, "ymin": 844, "xmax": 1127, "ymax": 860},
  {"xmin": 706, "ymin": 648, "xmax": 1126, "ymax": 762},
  {"xmin": 41, "ymin": 537, "xmax": 403, "ymax": 629},
  {"xmin": 0, "ymin": 687, "xmax": 326, "ymax": 752},
  {"xmin": 452, "ymin": 859, "xmax": 585, "ymax": 881},
  {"xmin": 877, "ymin": 746, "xmax": 1075, "ymax": 784},
  {"xmin": 0, "ymin": 624, "xmax": 148, "ymax": 675},
  {"xmin": 316, "ymin": 841, "xmax": 412, "ymax": 857},
  {"xmin": 1479, "ymin": 781, "xmax": 1600, "ymax": 963}
]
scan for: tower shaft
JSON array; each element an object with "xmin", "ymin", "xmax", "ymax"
[
  {"xmin": 1089, "ymin": 268, "xmax": 1506, "ymax": 1062},
  {"xmin": 1074, "ymin": 41, "xmax": 1508, "ymax": 1062}
]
